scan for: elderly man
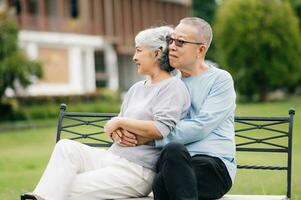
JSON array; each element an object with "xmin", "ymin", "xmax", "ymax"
[{"xmin": 113, "ymin": 17, "xmax": 236, "ymax": 200}]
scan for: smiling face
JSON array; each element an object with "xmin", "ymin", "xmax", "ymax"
[
  {"xmin": 168, "ymin": 23, "xmax": 207, "ymax": 72},
  {"xmin": 132, "ymin": 45, "xmax": 158, "ymax": 75}
]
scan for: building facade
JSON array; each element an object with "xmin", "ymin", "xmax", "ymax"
[{"xmin": 5, "ymin": 0, "xmax": 191, "ymax": 95}]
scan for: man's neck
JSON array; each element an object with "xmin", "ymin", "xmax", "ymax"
[{"xmin": 181, "ymin": 61, "xmax": 209, "ymax": 77}]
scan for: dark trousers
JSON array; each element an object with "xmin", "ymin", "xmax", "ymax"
[{"xmin": 153, "ymin": 142, "xmax": 232, "ymax": 200}]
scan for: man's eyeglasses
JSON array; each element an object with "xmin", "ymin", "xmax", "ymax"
[{"xmin": 166, "ymin": 36, "xmax": 204, "ymax": 47}]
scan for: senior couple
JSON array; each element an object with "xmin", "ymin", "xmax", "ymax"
[{"xmin": 22, "ymin": 17, "xmax": 236, "ymax": 200}]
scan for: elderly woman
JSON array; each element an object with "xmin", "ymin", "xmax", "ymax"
[{"xmin": 21, "ymin": 26, "xmax": 190, "ymax": 200}]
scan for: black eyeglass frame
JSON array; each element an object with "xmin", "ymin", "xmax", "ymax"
[{"xmin": 166, "ymin": 36, "xmax": 204, "ymax": 47}]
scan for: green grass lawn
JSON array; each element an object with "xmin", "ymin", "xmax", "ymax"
[{"xmin": 0, "ymin": 98, "xmax": 300, "ymax": 200}]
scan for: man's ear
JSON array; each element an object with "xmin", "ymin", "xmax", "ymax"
[{"xmin": 197, "ymin": 45, "xmax": 207, "ymax": 56}]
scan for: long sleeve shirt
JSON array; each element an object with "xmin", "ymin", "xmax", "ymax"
[
  {"xmin": 110, "ymin": 77, "xmax": 190, "ymax": 170},
  {"xmin": 155, "ymin": 65, "xmax": 237, "ymax": 182}
]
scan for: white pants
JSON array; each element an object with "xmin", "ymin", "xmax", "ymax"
[{"xmin": 33, "ymin": 139, "xmax": 155, "ymax": 200}]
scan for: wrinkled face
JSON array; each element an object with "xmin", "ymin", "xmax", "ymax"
[
  {"xmin": 168, "ymin": 23, "xmax": 203, "ymax": 71},
  {"xmin": 133, "ymin": 45, "xmax": 157, "ymax": 75}
]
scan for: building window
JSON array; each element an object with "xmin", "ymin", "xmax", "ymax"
[
  {"xmin": 70, "ymin": 0, "xmax": 78, "ymax": 18},
  {"xmin": 10, "ymin": 0, "xmax": 21, "ymax": 15},
  {"xmin": 95, "ymin": 51, "xmax": 108, "ymax": 87},
  {"xmin": 45, "ymin": 0, "xmax": 57, "ymax": 17},
  {"xmin": 28, "ymin": 0, "xmax": 38, "ymax": 16}
]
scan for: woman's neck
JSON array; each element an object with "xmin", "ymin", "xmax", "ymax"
[{"xmin": 149, "ymin": 70, "xmax": 171, "ymax": 84}]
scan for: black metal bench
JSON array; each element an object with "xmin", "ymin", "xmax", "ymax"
[{"xmin": 56, "ymin": 104, "xmax": 295, "ymax": 200}]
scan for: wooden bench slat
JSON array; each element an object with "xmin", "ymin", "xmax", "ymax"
[
  {"xmin": 220, "ymin": 195, "xmax": 288, "ymax": 200},
  {"xmin": 121, "ymin": 195, "xmax": 288, "ymax": 200},
  {"xmin": 121, "ymin": 198, "xmax": 152, "ymax": 200}
]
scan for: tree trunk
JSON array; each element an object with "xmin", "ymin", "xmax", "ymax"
[{"xmin": 259, "ymin": 84, "xmax": 268, "ymax": 102}]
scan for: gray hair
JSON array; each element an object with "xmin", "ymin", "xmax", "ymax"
[
  {"xmin": 180, "ymin": 17, "xmax": 213, "ymax": 49},
  {"xmin": 135, "ymin": 26, "xmax": 174, "ymax": 72}
]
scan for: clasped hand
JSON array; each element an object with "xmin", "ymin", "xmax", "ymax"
[
  {"xmin": 104, "ymin": 117, "xmax": 152, "ymax": 147},
  {"xmin": 104, "ymin": 117, "xmax": 137, "ymax": 147}
]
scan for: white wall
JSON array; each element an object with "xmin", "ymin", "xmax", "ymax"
[{"xmin": 17, "ymin": 31, "xmax": 119, "ymax": 96}]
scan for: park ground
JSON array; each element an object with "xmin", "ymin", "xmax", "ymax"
[{"xmin": 0, "ymin": 97, "xmax": 301, "ymax": 200}]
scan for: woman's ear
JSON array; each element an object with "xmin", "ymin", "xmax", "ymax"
[{"xmin": 154, "ymin": 49, "xmax": 162, "ymax": 58}]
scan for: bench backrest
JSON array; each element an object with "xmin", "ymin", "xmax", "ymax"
[
  {"xmin": 56, "ymin": 104, "xmax": 295, "ymax": 199},
  {"xmin": 234, "ymin": 109, "xmax": 294, "ymax": 199}
]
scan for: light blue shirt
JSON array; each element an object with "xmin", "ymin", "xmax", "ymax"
[{"xmin": 155, "ymin": 65, "xmax": 237, "ymax": 182}]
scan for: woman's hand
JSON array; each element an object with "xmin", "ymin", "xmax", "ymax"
[{"xmin": 104, "ymin": 117, "xmax": 122, "ymax": 135}]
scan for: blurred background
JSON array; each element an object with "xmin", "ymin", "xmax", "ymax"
[{"xmin": 0, "ymin": 0, "xmax": 300, "ymax": 199}]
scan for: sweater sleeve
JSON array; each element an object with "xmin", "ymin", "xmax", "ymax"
[
  {"xmin": 153, "ymin": 79, "xmax": 190, "ymax": 137},
  {"xmin": 155, "ymin": 72, "xmax": 236, "ymax": 147},
  {"xmin": 118, "ymin": 82, "xmax": 138, "ymax": 117}
]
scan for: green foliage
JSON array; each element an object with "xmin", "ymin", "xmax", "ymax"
[
  {"xmin": 0, "ymin": 9, "xmax": 42, "ymax": 102},
  {"xmin": 0, "ymin": 97, "xmax": 121, "ymax": 122},
  {"xmin": 214, "ymin": 0, "xmax": 301, "ymax": 101},
  {"xmin": 192, "ymin": 0, "xmax": 218, "ymax": 61},
  {"xmin": 289, "ymin": 0, "xmax": 301, "ymax": 27},
  {"xmin": 192, "ymin": 0, "xmax": 217, "ymax": 24}
]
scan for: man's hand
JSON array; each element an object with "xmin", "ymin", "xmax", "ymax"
[
  {"xmin": 111, "ymin": 129, "xmax": 138, "ymax": 147},
  {"xmin": 136, "ymin": 135, "xmax": 154, "ymax": 145},
  {"xmin": 111, "ymin": 129, "xmax": 154, "ymax": 147}
]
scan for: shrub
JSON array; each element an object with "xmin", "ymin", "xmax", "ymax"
[
  {"xmin": 1, "ymin": 90, "xmax": 121, "ymax": 122},
  {"xmin": 0, "ymin": 8, "xmax": 42, "ymax": 103},
  {"xmin": 214, "ymin": 0, "xmax": 301, "ymax": 101}
]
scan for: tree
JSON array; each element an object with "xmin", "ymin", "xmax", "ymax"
[
  {"xmin": 289, "ymin": 0, "xmax": 301, "ymax": 28},
  {"xmin": 214, "ymin": 0, "xmax": 301, "ymax": 101},
  {"xmin": 0, "ymin": 8, "xmax": 42, "ymax": 103},
  {"xmin": 192, "ymin": 0, "xmax": 219, "ymax": 61},
  {"xmin": 192, "ymin": 0, "xmax": 218, "ymax": 24}
]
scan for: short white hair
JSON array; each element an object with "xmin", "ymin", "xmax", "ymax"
[
  {"xmin": 135, "ymin": 26, "xmax": 173, "ymax": 52},
  {"xmin": 180, "ymin": 17, "xmax": 213, "ymax": 49},
  {"xmin": 135, "ymin": 26, "xmax": 174, "ymax": 72}
]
